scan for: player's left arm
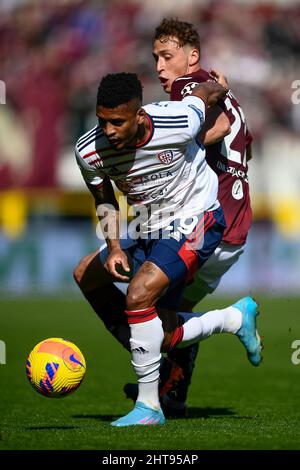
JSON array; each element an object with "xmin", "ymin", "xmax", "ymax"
[
  {"xmin": 198, "ymin": 105, "xmax": 231, "ymax": 145},
  {"xmin": 246, "ymin": 142, "xmax": 252, "ymax": 162},
  {"xmin": 245, "ymin": 125, "xmax": 253, "ymax": 161},
  {"xmin": 198, "ymin": 68, "xmax": 231, "ymax": 145}
]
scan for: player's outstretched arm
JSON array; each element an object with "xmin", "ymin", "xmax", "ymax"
[
  {"xmin": 191, "ymin": 81, "xmax": 227, "ymax": 107},
  {"xmin": 87, "ymin": 177, "xmax": 130, "ymax": 281},
  {"xmin": 199, "ymin": 105, "xmax": 231, "ymax": 145}
]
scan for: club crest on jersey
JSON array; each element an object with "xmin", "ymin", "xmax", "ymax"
[
  {"xmin": 157, "ymin": 150, "xmax": 173, "ymax": 165},
  {"xmin": 181, "ymin": 81, "xmax": 199, "ymax": 97}
]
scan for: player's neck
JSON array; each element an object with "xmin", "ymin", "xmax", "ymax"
[{"xmin": 187, "ymin": 63, "xmax": 201, "ymax": 74}]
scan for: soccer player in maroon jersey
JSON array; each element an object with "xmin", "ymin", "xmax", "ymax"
[{"xmin": 146, "ymin": 18, "xmax": 254, "ymax": 415}]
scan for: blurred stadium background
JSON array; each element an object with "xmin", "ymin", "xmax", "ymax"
[{"xmin": 1, "ymin": 0, "xmax": 300, "ymax": 297}]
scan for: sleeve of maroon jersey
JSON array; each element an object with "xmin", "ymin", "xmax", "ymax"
[
  {"xmin": 245, "ymin": 127, "xmax": 253, "ymax": 147},
  {"xmin": 170, "ymin": 70, "xmax": 210, "ymax": 101},
  {"xmin": 171, "ymin": 77, "xmax": 200, "ymax": 101}
]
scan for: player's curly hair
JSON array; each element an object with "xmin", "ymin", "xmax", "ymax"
[
  {"xmin": 97, "ymin": 72, "xmax": 143, "ymax": 108},
  {"xmin": 154, "ymin": 18, "xmax": 201, "ymax": 56}
]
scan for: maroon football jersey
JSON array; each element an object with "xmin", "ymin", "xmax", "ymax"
[{"xmin": 171, "ymin": 69, "xmax": 253, "ymax": 245}]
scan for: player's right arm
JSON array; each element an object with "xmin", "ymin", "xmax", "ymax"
[
  {"xmin": 198, "ymin": 68, "xmax": 231, "ymax": 144},
  {"xmin": 91, "ymin": 179, "xmax": 130, "ymax": 281},
  {"xmin": 75, "ymin": 149, "xmax": 130, "ymax": 281},
  {"xmin": 199, "ymin": 105, "xmax": 231, "ymax": 145}
]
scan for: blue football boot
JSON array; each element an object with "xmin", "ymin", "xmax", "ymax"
[
  {"xmin": 233, "ymin": 297, "xmax": 262, "ymax": 366},
  {"xmin": 111, "ymin": 401, "xmax": 166, "ymax": 427}
]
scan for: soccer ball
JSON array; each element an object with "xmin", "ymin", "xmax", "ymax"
[{"xmin": 26, "ymin": 338, "xmax": 86, "ymax": 398}]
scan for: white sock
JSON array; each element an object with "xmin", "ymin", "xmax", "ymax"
[
  {"xmin": 180, "ymin": 306, "xmax": 242, "ymax": 345},
  {"xmin": 223, "ymin": 306, "xmax": 243, "ymax": 334},
  {"xmin": 127, "ymin": 311, "xmax": 164, "ymax": 410}
]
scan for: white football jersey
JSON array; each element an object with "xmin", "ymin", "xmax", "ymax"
[{"xmin": 75, "ymin": 96, "xmax": 219, "ymax": 233}]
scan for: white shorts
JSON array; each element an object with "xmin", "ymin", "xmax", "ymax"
[{"xmin": 185, "ymin": 241, "xmax": 245, "ymax": 298}]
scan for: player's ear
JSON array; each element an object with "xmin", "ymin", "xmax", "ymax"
[
  {"xmin": 189, "ymin": 48, "xmax": 200, "ymax": 67},
  {"xmin": 136, "ymin": 108, "xmax": 146, "ymax": 125}
]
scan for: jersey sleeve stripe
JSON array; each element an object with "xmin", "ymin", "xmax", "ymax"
[
  {"xmin": 152, "ymin": 119, "xmax": 188, "ymax": 124},
  {"xmin": 154, "ymin": 125, "xmax": 189, "ymax": 129},
  {"xmin": 77, "ymin": 127, "xmax": 98, "ymax": 144},
  {"xmin": 151, "ymin": 115, "xmax": 188, "ymax": 119},
  {"xmin": 77, "ymin": 127, "xmax": 102, "ymax": 145},
  {"xmin": 78, "ymin": 133, "xmax": 104, "ymax": 152}
]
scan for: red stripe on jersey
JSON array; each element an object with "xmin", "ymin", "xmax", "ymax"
[
  {"xmin": 83, "ymin": 148, "xmax": 134, "ymax": 161},
  {"xmin": 82, "ymin": 147, "xmax": 111, "ymax": 159}
]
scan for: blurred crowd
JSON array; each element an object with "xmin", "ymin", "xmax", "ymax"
[{"xmin": 0, "ymin": 0, "xmax": 299, "ymax": 209}]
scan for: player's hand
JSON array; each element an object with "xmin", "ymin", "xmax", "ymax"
[
  {"xmin": 104, "ymin": 248, "xmax": 131, "ymax": 281},
  {"xmin": 209, "ymin": 69, "xmax": 229, "ymax": 93}
]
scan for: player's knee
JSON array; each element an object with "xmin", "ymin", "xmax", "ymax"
[
  {"xmin": 73, "ymin": 253, "xmax": 100, "ymax": 291},
  {"xmin": 73, "ymin": 254, "xmax": 92, "ymax": 288},
  {"xmin": 126, "ymin": 284, "xmax": 150, "ymax": 311}
]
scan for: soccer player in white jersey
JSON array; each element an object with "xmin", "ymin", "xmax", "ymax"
[{"xmin": 74, "ymin": 72, "xmax": 262, "ymax": 426}]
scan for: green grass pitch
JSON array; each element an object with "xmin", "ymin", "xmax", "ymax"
[{"xmin": 0, "ymin": 296, "xmax": 300, "ymax": 450}]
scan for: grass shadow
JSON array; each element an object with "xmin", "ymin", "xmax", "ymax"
[
  {"xmin": 185, "ymin": 407, "xmax": 257, "ymax": 420},
  {"xmin": 162, "ymin": 406, "xmax": 236, "ymax": 420},
  {"xmin": 72, "ymin": 414, "xmax": 120, "ymax": 422},
  {"xmin": 72, "ymin": 407, "xmax": 237, "ymax": 422}
]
